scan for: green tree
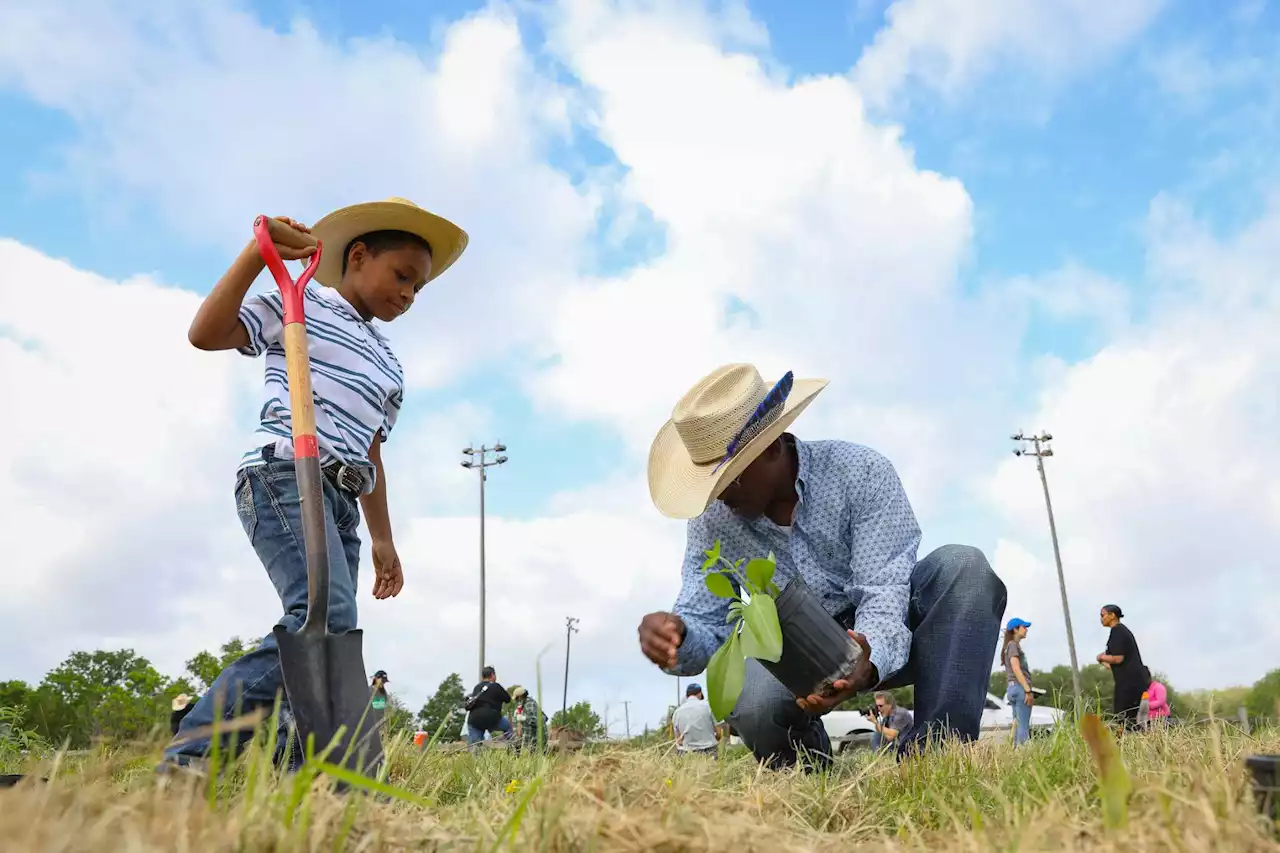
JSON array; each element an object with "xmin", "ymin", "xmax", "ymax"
[
  {"xmin": 551, "ymin": 701, "xmax": 605, "ymax": 738},
  {"xmin": 39, "ymin": 649, "xmax": 173, "ymax": 747},
  {"xmin": 1246, "ymin": 669, "xmax": 1280, "ymax": 720},
  {"xmin": 185, "ymin": 637, "xmax": 251, "ymax": 692},
  {"xmin": 417, "ymin": 673, "xmax": 465, "ymax": 740},
  {"xmin": 0, "ymin": 681, "xmax": 34, "ymax": 731}
]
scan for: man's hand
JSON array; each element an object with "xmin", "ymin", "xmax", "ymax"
[
  {"xmin": 796, "ymin": 630, "xmax": 876, "ymax": 715},
  {"xmin": 371, "ymin": 539, "xmax": 403, "ymax": 599},
  {"xmin": 638, "ymin": 611, "xmax": 685, "ymax": 668}
]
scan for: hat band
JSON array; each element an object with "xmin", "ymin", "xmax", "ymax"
[{"xmin": 711, "ymin": 371, "xmax": 794, "ymax": 473}]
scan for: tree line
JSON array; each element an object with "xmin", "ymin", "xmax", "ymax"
[{"xmin": 0, "ymin": 639, "xmax": 609, "ymax": 750}]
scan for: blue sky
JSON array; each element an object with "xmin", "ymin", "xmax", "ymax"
[{"xmin": 2, "ymin": 0, "xmax": 1278, "ymax": 732}]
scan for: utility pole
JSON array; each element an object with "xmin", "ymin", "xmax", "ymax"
[
  {"xmin": 622, "ymin": 700, "xmax": 631, "ymax": 738},
  {"xmin": 1011, "ymin": 431, "xmax": 1082, "ymax": 703},
  {"xmin": 562, "ymin": 616, "xmax": 579, "ymax": 716},
  {"xmin": 461, "ymin": 443, "xmax": 508, "ymax": 681}
]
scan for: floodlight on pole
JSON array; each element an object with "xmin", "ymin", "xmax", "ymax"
[
  {"xmin": 461, "ymin": 443, "xmax": 509, "ymax": 681},
  {"xmin": 1010, "ymin": 430, "xmax": 1081, "ymax": 703}
]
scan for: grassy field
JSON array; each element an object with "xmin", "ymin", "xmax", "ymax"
[{"xmin": 1, "ymin": 718, "xmax": 1277, "ymax": 852}]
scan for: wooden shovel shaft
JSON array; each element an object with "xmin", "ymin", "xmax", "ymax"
[{"xmin": 252, "ymin": 216, "xmax": 330, "ymax": 634}]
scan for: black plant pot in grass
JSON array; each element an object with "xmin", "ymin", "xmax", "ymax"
[
  {"xmin": 1247, "ymin": 754, "xmax": 1280, "ymax": 826},
  {"xmin": 699, "ymin": 540, "xmax": 863, "ymax": 720},
  {"xmin": 761, "ymin": 577, "xmax": 862, "ymax": 701}
]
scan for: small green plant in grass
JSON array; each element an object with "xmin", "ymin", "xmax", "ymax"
[{"xmin": 701, "ymin": 540, "xmax": 784, "ymax": 720}]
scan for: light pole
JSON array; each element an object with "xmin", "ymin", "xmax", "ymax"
[
  {"xmin": 461, "ymin": 443, "xmax": 508, "ymax": 681},
  {"xmin": 1011, "ymin": 431, "xmax": 1082, "ymax": 703},
  {"xmin": 563, "ymin": 616, "xmax": 579, "ymax": 717},
  {"xmin": 622, "ymin": 700, "xmax": 631, "ymax": 738}
]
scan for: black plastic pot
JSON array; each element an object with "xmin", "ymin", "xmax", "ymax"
[
  {"xmin": 1246, "ymin": 754, "xmax": 1280, "ymax": 826},
  {"xmin": 759, "ymin": 577, "xmax": 862, "ymax": 700}
]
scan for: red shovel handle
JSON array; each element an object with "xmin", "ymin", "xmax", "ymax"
[{"xmin": 252, "ymin": 215, "xmax": 322, "ymax": 326}]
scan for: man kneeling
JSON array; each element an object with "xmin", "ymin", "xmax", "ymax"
[{"xmin": 637, "ymin": 364, "xmax": 1007, "ymax": 770}]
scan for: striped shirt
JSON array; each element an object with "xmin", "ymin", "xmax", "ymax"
[{"xmin": 236, "ymin": 283, "xmax": 403, "ymax": 492}]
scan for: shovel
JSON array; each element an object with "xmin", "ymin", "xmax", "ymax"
[{"xmin": 252, "ymin": 215, "xmax": 385, "ymax": 776}]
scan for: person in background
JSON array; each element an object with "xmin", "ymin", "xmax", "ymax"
[
  {"xmin": 170, "ymin": 694, "xmax": 199, "ymax": 737},
  {"xmin": 371, "ymin": 670, "xmax": 389, "ymax": 712},
  {"xmin": 1097, "ymin": 604, "xmax": 1147, "ymax": 731},
  {"xmin": 464, "ymin": 666, "xmax": 512, "ymax": 747},
  {"xmin": 870, "ymin": 692, "xmax": 913, "ymax": 750},
  {"xmin": 671, "ymin": 683, "xmax": 720, "ymax": 756},
  {"xmin": 1001, "ymin": 617, "xmax": 1035, "ymax": 746},
  {"xmin": 1144, "ymin": 667, "xmax": 1171, "ymax": 726},
  {"xmin": 510, "ymin": 686, "xmax": 547, "ymax": 752}
]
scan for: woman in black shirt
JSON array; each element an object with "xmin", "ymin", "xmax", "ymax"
[{"xmin": 1097, "ymin": 605, "xmax": 1146, "ymax": 730}]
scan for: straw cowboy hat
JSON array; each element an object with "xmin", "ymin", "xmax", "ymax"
[
  {"xmin": 171, "ymin": 694, "xmax": 193, "ymax": 712},
  {"xmin": 648, "ymin": 363, "xmax": 828, "ymax": 519},
  {"xmin": 311, "ymin": 196, "xmax": 469, "ymax": 288}
]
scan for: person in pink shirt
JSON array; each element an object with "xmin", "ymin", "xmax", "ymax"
[{"xmin": 1144, "ymin": 667, "xmax": 1171, "ymax": 724}]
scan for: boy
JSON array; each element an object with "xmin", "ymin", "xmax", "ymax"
[{"xmin": 161, "ymin": 197, "xmax": 467, "ymax": 770}]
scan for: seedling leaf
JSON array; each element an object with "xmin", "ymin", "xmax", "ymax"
[
  {"xmin": 1079, "ymin": 713, "xmax": 1131, "ymax": 830},
  {"xmin": 726, "ymin": 601, "xmax": 745, "ymax": 623},
  {"xmin": 704, "ymin": 572, "xmax": 736, "ymax": 599},
  {"xmin": 706, "ymin": 630, "xmax": 745, "ymax": 721},
  {"xmin": 740, "ymin": 595, "xmax": 783, "ymax": 662},
  {"xmin": 744, "ymin": 556, "xmax": 776, "ymax": 592},
  {"xmin": 701, "ymin": 540, "xmax": 722, "ymax": 570}
]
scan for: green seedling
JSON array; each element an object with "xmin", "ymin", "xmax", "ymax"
[{"xmin": 701, "ymin": 540, "xmax": 784, "ymax": 720}]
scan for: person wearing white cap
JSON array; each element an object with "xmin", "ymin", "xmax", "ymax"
[{"xmin": 637, "ymin": 364, "xmax": 1007, "ymax": 769}]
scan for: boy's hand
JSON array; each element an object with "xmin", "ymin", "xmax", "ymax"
[
  {"xmin": 266, "ymin": 216, "xmax": 317, "ymax": 261},
  {"xmin": 371, "ymin": 539, "xmax": 403, "ymax": 599}
]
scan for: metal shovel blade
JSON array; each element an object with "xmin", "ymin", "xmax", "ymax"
[{"xmin": 274, "ymin": 624, "xmax": 385, "ymax": 775}]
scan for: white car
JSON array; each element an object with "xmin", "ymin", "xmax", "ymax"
[
  {"xmin": 727, "ymin": 709, "xmax": 878, "ymax": 753},
  {"xmin": 728, "ymin": 692, "xmax": 1063, "ymax": 751},
  {"xmin": 980, "ymin": 690, "xmax": 1064, "ymax": 739}
]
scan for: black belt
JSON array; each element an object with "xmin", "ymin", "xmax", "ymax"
[{"xmin": 262, "ymin": 445, "xmax": 368, "ymax": 495}]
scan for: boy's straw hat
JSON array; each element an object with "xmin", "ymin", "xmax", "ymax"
[
  {"xmin": 647, "ymin": 363, "xmax": 827, "ymax": 520},
  {"xmin": 171, "ymin": 694, "xmax": 193, "ymax": 712},
  {"xmin": 311, "ymin": 197, "xmax": 468, "ymax": 288}
]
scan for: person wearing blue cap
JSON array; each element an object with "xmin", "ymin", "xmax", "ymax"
[
  {"xmin": 671, "ymin": 682, "xmax": 720, "ymax": 755},
  {"xmin": 1001, "ymin": 618, "xmax": 1034, "ymax": 746}
]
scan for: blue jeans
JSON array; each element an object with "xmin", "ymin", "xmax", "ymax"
[
  {"xmin": 1006, "ymin": 682, "xmax": 1032, "ymax": 746},
  {"xmin": 162, "ymin": 455, "xmax": 362, "ymax": 766},
  {"xmin": 727, "ymin": 544, "xmax": 1006, "ymax": 769},
  {"xmin": 466, "ymin": 717, "xmax": 513, "ymax": 746}
]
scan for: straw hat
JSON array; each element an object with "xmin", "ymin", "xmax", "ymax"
[
  {"xmin": 648, "ymin": 363, "xmax": 828, "ymax": 519},
  {"xmin": 310, "ymin": 196, "xmax": 468, "ymax": 288},
  {"xmin": 171, "ymin": 694, "xmax": 193, "ymax": 712}
]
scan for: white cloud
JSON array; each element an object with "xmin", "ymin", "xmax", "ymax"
[
  {"xmin": 0, "ymin": 0, "xmax": 599, "ymax": 391},
  {"xmin": 529, "ymin": 0, "xmax": 1024, "ymax": 514},
  {"xmin": 986, "ymin": 195, "xmax": 1280, "ymax": 690},
  {"xmin": 853, "ymin": 0, "xmax": 1165, "ymax": 110}
]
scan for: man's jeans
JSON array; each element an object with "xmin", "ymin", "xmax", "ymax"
[
  {"xmin": 726, "ymin": 544, "xmax": 1006, "ymax": 770},
  {"xmin": 162, "ymin": 456, "xmax": 362, "ymax": 766},
  {"xmin": 466, "ymin": 717, "xmax": 513, "ymax": 746},
  {"xmin": 1006, "ymin": 682, "xmax": 1033, "ymax": 746}
]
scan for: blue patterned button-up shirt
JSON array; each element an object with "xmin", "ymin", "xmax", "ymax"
[{"xmin": 667, "ymin": 437, "xmax": 922, "ymax": 685}]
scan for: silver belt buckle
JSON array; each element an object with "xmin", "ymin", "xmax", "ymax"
[{"xmin": 334, "ymin": 464, "xmax": 365, "ymax": 494}]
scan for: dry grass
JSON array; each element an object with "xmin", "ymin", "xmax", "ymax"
[{"xmin": 1, "ymin": 719, "xmax": 1277, "ymax": 852}]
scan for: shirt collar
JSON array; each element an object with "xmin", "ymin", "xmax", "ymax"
[{"xmin": 312, "ymin": 284, "xmax": 391, "ymax": 343}]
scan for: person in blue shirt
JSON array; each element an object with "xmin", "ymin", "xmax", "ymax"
[{"xmin": 638, "ymin": 363, "xmax": 1007, "ymax": 769}]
